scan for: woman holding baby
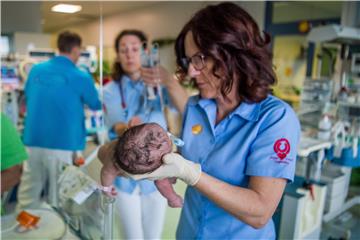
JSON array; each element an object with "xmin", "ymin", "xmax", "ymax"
[{"xmin": 101, "ymin": 2, "xmax": 300, "ymax": 239}]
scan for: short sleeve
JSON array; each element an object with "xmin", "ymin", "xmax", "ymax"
[
  {"xmin": 245, "ymin": 105, "xmax": 300, "ymax": 182},
  {"xmin": 103, "ymin": 83, "xmax": 126, "ymax": 130},
  {"xmin": 1, "ymin": 113, "xmax": 28, "ymax": 170},
  {"xmin": 81, "ymin": 74, "xmax": 101, "ymax": 110}
]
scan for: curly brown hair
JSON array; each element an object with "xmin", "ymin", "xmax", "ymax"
[
  {"xmin": 111, "ymin": 30, "xmax": 147, "ymax": 82},
  {"xmin": 175, "ymin": 2, "xmax": 276, "ymax": 103},
  {"xmin": 113, "ymin": 123, "xmax": 172, "ymax": 174}
]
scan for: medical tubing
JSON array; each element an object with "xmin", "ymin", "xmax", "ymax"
[
  {"xmin": 1, "ymin": 222, "xmax": 18, "ymax": 234},
  {"xmin": 98, "ymin": 2, "xmax": 106, "ymax": 144}
]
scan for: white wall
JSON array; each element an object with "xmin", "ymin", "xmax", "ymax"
[
  {"xmin": 59, "ymin": 2, "xmax": 265, "ymax": 46},
  {"xmin": 14, "ymin": 32, "xmax": 51, "ymax": 55},
  {"xmin": 55, "ymin": 1, "xmax": 265, "ymax": 72}
]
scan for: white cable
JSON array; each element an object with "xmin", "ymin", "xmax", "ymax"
[
  {"xmin": 98, "ymin": 2, "xmax": 106, "ymax": 145},
  {"xmin": 1, "ymin": 222, "xmax": 19, "ymax": 234}
]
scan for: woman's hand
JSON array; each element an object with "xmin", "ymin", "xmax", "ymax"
[
  {"xmin": 125, "ymin": 153, "xmax": 201, "ymax": 186},
  {"xmin": 141, "ymin": 66, "xmax": 189, "ymax": 114},
  {"xmin": 141, "ymin": 66, "xmax": 175, "ymax": 88}
]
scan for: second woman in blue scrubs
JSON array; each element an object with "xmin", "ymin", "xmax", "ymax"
[{"xmin": 102, "ymin": 29, "xmax": 171, "ymax": 239}]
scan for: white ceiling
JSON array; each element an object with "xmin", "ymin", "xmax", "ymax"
[
  {"xmin": 42, "ymin": 1, "xmax": 344, "ymax": 32},
  {"xmin": 2, "ymin": 1, "xmax": 345, "ymax": 34},
  {"xmin": 41, "ymin": 1, "xmax": 158, "ymax": 32}
]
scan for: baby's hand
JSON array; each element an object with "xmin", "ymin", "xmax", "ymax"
[{"xmin": 128, "ymin": 116, "xmax": 142, "ymax": 127}]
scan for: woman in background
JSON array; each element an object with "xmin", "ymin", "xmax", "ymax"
[{"xmin": 102, "ymin": 29, "xmax": 172, "ymax": 239}]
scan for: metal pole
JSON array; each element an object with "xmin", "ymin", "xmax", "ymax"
[
  {"xmin": 102, "ymin": 195, "xmax": 115, "ymax": 240},
  {"xmin": 98, "ymin": 1, "xmax": 106, "ymax": 145}
]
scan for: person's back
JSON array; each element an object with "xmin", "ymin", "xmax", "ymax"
[
  {"xmin": 1, "ymin": 113, "xmax": 28, "ymax": 197},
  {"xmin": 23, "ymin": 56, "xmax": 101, "ymax": 150},
  {"xmin": 17, "ymin": 31, "xmax": 101, "ymax": 211}
]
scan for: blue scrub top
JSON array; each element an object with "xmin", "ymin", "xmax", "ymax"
[
  {"xmin": 103, "ymin": 76, "xmax": 171, "ymax": 195},
  {"xmin": 23, "ymin": 56, "xmax": 101, "ymax": 150},
  {"xmin": 176, "ymin": 95, "xmax": 300, "ymax": 239}
]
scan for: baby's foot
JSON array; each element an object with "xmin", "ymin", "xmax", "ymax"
[{"xmin": 167, "ymin": 194, "xmax": 183, "ymax": 208}]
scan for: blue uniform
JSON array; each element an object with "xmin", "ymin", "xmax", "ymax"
[
  {"xmin": 103, "ymin": 76, "xmax": 172, "ymax": 194},
  {"xmin": 23, "ymin": 56, "xmax": 101, "ymax": 150},
  {"xmin": 177, "ymin": 95, "xmax": 300, "ymax": 239}
]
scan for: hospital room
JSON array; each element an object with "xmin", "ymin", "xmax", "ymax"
[{"xmin": 1, "ymin": 1, "xmax": 360, "ymax": 239}]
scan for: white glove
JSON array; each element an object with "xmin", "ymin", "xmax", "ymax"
[{"xmin": 126, "ymin": 153, "xmax": 202, "ymax": 186}]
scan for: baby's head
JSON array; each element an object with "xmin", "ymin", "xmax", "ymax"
[{"xmin": 113, "ymin": 123, "xmax": 172, "ymax": 174}]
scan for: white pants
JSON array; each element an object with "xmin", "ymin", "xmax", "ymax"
[
  {"xmin": 116, "ymin": 186, "xmax": 167, "ymax": 239},
  {"xmin": 16, "ymin": 147, "xmax": 72, "ymax": 210}
]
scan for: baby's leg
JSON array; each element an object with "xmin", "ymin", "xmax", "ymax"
[{"xmin": 154, "ymin": 179, "xmax": 183, "ymax": 208}]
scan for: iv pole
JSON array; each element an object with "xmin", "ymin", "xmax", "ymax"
[{"xmin": 98, "ymin": 3, "xmax": 114, "ymax": 240}]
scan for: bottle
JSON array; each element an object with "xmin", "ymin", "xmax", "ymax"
[{"xmin": 318, "ymin": 115, "xmax": 332, "ymax": 140}]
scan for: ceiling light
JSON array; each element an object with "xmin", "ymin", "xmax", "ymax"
[{"xmin": 51, "ymin": 4, "xmax": 82, "ymax": 13}]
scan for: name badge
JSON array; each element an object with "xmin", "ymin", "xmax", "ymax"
[{"xmin": 192, "ymin": 124, "xmax": 202, "ymax": 135}]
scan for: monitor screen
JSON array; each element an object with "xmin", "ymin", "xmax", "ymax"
[
  {"xmin": 0, "ymin": 36, "xmax": 10, "ymax": 56},
  {"xmin": 80, "ymin": 52, "xmax": 91, "ymax": 58},
  {"xmin": 1, "ymin": 65, "xmax": 20, "ymax": 88},
  {"xmin": 29, "ymin": 50, "xmax": 55, "ymax": 58}
]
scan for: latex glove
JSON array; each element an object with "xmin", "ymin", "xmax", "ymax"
[{"xmin": 126, "ymin": 153, "xmax": 201, "ymax": 186}]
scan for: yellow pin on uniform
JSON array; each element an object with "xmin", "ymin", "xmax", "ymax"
[{"xmin": 192, "ymin": 124, "xmax": 202, "ymax": 135}]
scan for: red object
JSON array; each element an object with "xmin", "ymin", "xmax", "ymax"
[
  {"xmin": 308, "ymin": 184, "xmax": 315, "ymax": 201},
  {"xmin": 102, "ymin": 104, "xmax": 107, "ymax": 114},
  {"xmin": 273, "ymin": 138, "xmax": 291, "ymax": 160},
  {"xmin": 74, "ymin": 157, "xmax": 85, "ymax": 166},
  {"xmin": 16, "ymin": 211, "xmax": 40, "ymax": 228}
]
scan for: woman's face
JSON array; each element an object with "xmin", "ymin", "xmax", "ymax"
[
  {"xmin": 184, "ymin": 31, "xmax": 220, "ymax": 99},
  {"xmin": 117, "ymin": 35, "xmax": 142, "ymax": 75}
]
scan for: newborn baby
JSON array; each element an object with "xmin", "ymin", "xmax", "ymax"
[{"xmin": 100, "ymin": 123, "xmax": 183, "ymax": 208}]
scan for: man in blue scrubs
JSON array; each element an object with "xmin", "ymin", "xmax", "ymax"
[{"xmin": 17, "ymin": 31, "xmax": 101, "ymax": 210}]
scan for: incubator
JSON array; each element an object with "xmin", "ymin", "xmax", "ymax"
[
  {"xmin": 1, "ymin": 63, "xmax": 21, "ymax": 125},
  {"xmin": 277, "ymin": 22, "xmax": 360, "ymax": 239},
  {"xmin": 1, "ymin": 155, "xmax": 114, "ymax": 240},
  {"xmin": 77, "ymin": 46, "xmax": 98, "ymax": 74}
]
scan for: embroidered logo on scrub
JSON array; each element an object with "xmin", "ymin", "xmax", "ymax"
[
  {"xmin": 271, "ymin": 138, "xmax": 292, "ymax": 164},
  {"xmin": 274, "ymin": 138, "xmax": 290, "ymax": 160}
]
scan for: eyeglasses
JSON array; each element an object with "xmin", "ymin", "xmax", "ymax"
[
  {"xmin": 119, "ymin": 44, "xmax": 141, "ymax": 55},
  {"xmin": 180, "ymin": 53, "xmax": 206, "ymax": 72}
]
